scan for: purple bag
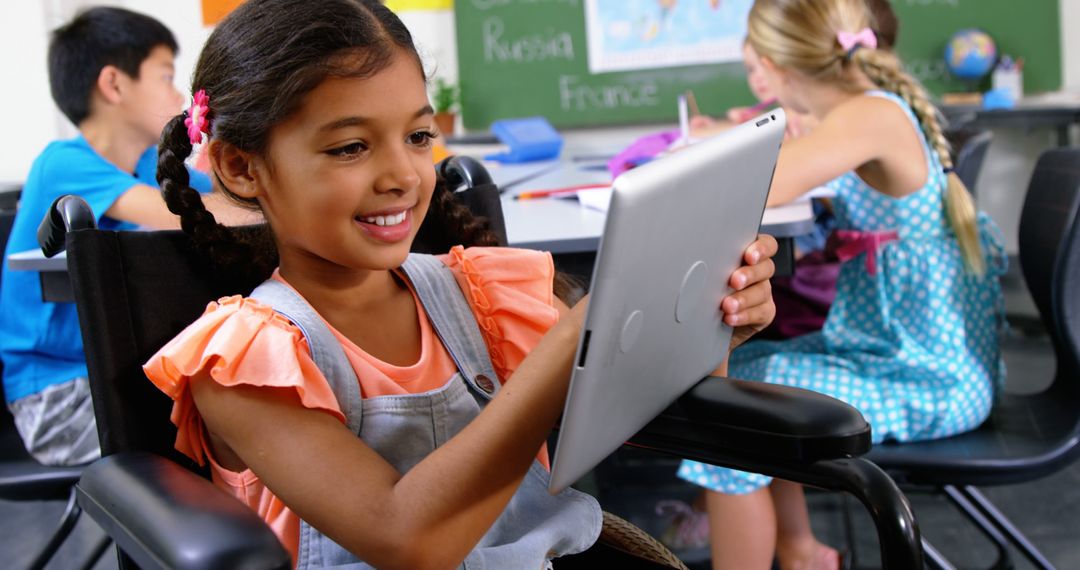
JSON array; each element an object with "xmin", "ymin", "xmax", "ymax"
[
  {"xmin": 760, "ymin": 250, "xmax": 840, "ymax": 340},
  {"xmin": 607, "ymin": 129, "xmax": 682, "ymax": 178}
]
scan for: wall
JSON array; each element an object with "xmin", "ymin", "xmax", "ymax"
[
  {"xmin": 0, "ymin": 1, "xmax": 61, "ymax": 184},
  {"xmin": 0, "ymin": 0, "xmax": 209, "ymax": 184},
  {"xmin": 1064, "ymin": 0, "xmax": 1080, "ymax": 89}
]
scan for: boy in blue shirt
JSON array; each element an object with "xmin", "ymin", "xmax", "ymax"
[{"xmin": 0, "ymin": 7, "xmax": 251, "ymax": 466}]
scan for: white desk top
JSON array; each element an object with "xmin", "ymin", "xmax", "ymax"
[
  {"xmin": 501, "ymin": 173, "xmax": 814, "ymax": 253},
  {"xmin": 9, "ymin": 196, "xmax": 814, "ymax": 270},
  {"xmin": 7, "ymin": 248, "xmax": 65, "ymax": 272},
  {"xmin": 458, "ymin": 127, "xmax": 815, "ymax": 253}
]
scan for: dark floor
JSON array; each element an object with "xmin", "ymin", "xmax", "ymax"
[{"xmin": 2, "ymin": 263, "xmax": 1076, "ymax": 569}]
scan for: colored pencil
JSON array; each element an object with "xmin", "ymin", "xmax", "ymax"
[{"xmin": 514, "ymin": 183, "xmax": 611, "ymax": 200}]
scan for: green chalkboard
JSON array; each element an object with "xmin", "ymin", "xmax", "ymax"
[{"xmin": 454, "ymin": 0, "xmax": 1061, "ymax": 130}]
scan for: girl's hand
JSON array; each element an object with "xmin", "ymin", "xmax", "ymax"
[
  {"xmin": 722, "ymin": 234, "xmax": 778, "ymax": 351},
  {"xmin": 690, "ymin": 114, "xmax": 719, "ymax": 130},
  {"xmin": 726, "ymin": 106, "xmax": 754, "ymax": 124}
]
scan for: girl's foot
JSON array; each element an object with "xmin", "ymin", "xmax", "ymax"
[{"xmin": 776, "ymin": 537, "xmax": 840, "ymax": 570}]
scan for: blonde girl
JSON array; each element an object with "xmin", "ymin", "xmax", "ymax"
[{"xmin": 677, "ymin": 1, "xmax": 1007, "ymax": 568}]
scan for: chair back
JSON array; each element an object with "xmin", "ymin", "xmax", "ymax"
[
  {"xmin": 1017, "ymin": 148, "xmax": 1080, "ymax": 392},
  {"xmin": 68, "ymin": 229, "xmax": 267, "ymax": 467},
  {"xmin": 952, "ymin": 130, "xmax": 993, "ymax": 195}
]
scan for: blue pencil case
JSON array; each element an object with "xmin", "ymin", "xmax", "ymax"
[{"xmin": 486, "ymin": 117, "xmax": 563, "ymax": 163}]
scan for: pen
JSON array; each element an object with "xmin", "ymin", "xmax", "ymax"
[
  {"xmin": 514, "ymin": 183, "xmax": 611, "ymax": 200},
  {"xmin": 678, "ymin": 94, "xmax": 690, "ymax": 143}
]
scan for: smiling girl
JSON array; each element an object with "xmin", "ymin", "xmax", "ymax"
[{"xmin": 143, "ymin": 1, "xmax": 779, "ymax": 568}]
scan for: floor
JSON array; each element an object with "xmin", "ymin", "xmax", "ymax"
[{"xmin": 1, "ymin": 263, "xmax": 1076, "ymax": 569}]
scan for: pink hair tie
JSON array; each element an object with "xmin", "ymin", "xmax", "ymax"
[
  {"xmin": 184, "ymin": 89, "xmax": 211, "ymax": 145},
  {"xmin": 837, "ymin": 28, "xmax": 878, "ymax": 59}
]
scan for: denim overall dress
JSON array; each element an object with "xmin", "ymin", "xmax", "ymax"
[{"xmin": 251, "ymin": 253, "xmax": 602, "ymax": 569}]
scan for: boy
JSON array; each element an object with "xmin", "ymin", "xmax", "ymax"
[{"xmin": 0, "ymin": 7, "xmax": 251, "ymax": 466}]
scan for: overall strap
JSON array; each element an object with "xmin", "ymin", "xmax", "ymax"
[
  {"xmin": 249, "ymin": 280, "xmax": 364, "ymax": 434},
  {"xmin": 401, "ymin": 254, "xmax": 502, "ymax": 400}
]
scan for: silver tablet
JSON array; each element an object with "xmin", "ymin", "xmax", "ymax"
[{"xmin": 549, "ymin": 110, "xmax": 786, "ymax": 493}]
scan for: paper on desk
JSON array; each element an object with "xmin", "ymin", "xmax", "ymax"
[{"xmin": 576, "ymin": 187, "xmax": 612, "ymax": 212}]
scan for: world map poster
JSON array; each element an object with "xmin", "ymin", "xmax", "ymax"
[{"xmin": 585, "ymin": 0, "xmax": 753, "ymax": 73}]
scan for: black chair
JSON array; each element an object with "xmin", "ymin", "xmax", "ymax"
[
  {"xmin": 946, "ymin": 129, "xmax": 994, "ymax": 198},
  {"xmin": 867, "ymin": 148, "xmax": 1080, "ymax": 569},
  {"xmin": 48, "ymin": 160, "xmax": 923, "ymax": 568}
]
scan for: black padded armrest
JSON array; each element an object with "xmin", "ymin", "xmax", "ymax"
[
  {"xmin": 630, "ymin": 377, "xmax": 871, "ymax": 465},
  {"xmin": 76, "ymin": 452, "xmax": 290, "ymax": 570}
]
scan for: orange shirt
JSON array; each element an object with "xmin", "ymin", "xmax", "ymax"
[{"xmin": 144, "ymin": 246, "xmax": 559, "ymax": 565}]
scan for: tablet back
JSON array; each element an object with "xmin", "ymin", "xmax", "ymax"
[{"xmin": 549, "ymin": 111, "xmax": 785, "ymax": 492}]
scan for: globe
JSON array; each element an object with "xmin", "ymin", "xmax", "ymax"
[{"xmin": 944, "ymin": 29, "xmax": 997, "ymax": 82}]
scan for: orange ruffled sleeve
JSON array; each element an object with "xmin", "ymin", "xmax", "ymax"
[
  {"xmin": 440, "ymin": 246, "xmax": 560, "ymax": 383},
  {"xmin": 143, "ymin": 295, "xmax": 346, "ymax": 466}
]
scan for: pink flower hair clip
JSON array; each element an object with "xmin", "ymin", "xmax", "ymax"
[
  {"xmin": 837, "ymin": 27, "xmax": 878, "ymax": 60},
  {"xmin": 185, "ymin": 89, "xmax": 211, "ymax": 145}
]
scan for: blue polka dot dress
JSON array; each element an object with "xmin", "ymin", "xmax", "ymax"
[{"xmin": 678, "ymin": 91, "xmax": 1008, "ymax": 495}]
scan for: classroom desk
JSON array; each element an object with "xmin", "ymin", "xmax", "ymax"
[
  {"xmin": 13, "ymin": 125, "xmax": 814, "ymax": 301},
  {"xmin": 501, "ymin": 162, "xmax": 814, "ymax": 254},
  {"xmin": 10, "ymin": 186, "xmax": 813, "ymax": 304},
  {"xmin": 7, "ymin": 248, "xmax": 72, "ymax": 301},
  {"xmin": 941, "ymin": 91, "xmax": 1080, "ymax": 147},
  {"xmin": 451, "ymin": 125, "xmax": 814, "ymax": 278},
  {"xmin": 10, "ymin": 190, "xmax": 813, "ymax": 302}
]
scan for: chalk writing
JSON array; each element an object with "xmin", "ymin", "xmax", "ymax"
[
  {"xmin": 558, "ymin": 75, "xmax": 660, "ymax": 111},
  {"xmin": 482, "ymin": 17, "xmax": 574, "ymax": 63},
  {"xmin": 906, "ymin": 58, "xmax": 951, "ymax": 83}
]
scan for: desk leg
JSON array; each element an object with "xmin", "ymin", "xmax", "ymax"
[
  {"xmin": 39, "ymin": 272, "xmax": 75, "ymax": 303},
  {"xmin": 774, "ymin": 237, "xmax": 795, "ymax": 278}
]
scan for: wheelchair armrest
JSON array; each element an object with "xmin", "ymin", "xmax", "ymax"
[
  {"xmin": 630, "ymin": 376, "xmax": 871, "ymax": 464},
  {"xmin": 76, "ymin": 452, "xmax": 290, "ymax": 570}
]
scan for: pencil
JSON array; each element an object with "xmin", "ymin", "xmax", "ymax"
[
  {"xmin": 678, "ymin": 94, "xmax": 690, "ymax": 143},
  {"xmin": 514, "ymin": 183, "xmax": 610, "ymax": 200},
  {"xmin": 685, "ymin": 90, "xmax": 700, "ymax": 118}
]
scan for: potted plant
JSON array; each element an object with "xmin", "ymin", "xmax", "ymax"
[{"xmin": 432, "ymin": 77, "xmax": 459, "ymax": 137}]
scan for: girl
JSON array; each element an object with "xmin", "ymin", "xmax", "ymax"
[
  {"xmin": 143, "ymin": 1, "xmax": 778, "ymax": 568},
  {"xmin": 677, "ymin": 0, "xmax": 1007, "ymax": 569},
  {"xmin": 692, "ymin": 0, "xmax": 899, "ymax": 139}
]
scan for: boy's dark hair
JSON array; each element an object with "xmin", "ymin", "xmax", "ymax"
[
  {"xmin": 48, "ymin": 6, "xmax": 178, "ymax": 126},
  {"xmin": 867, "ymin": 0, "xmax": 899, "ymax": 50},
  {"xmin": 158, "ymin": 0, "xmax": 518, "ymax": 291}
]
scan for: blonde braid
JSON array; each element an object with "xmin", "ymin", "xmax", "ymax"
[{"xmin": 854, "ymin": 49, "xmax": 986, "ymax": 276}]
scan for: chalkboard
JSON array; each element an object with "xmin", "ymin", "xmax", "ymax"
[
  {"xmin": 891, "ymin": 0, "xmax": 1061, "ymax": 97},
  {"xmin": 454, "ymin": 0, "xmax": 1061, "ymax": 130}
]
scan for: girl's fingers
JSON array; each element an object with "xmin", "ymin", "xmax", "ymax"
[
  {"xmin": 722, "ymin": 279, "xmax": 772, "ymax": 315},
  {"xmin": 729, "ymin": 257, "xmax": 775, "ymax": 290},
  {"xmin": 724, "ymin": 301, "xmax": 776, "ymax": 328},
  {"xmin": 745, "ymin": 234, "xmax": 779, "ymax": 265}
]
